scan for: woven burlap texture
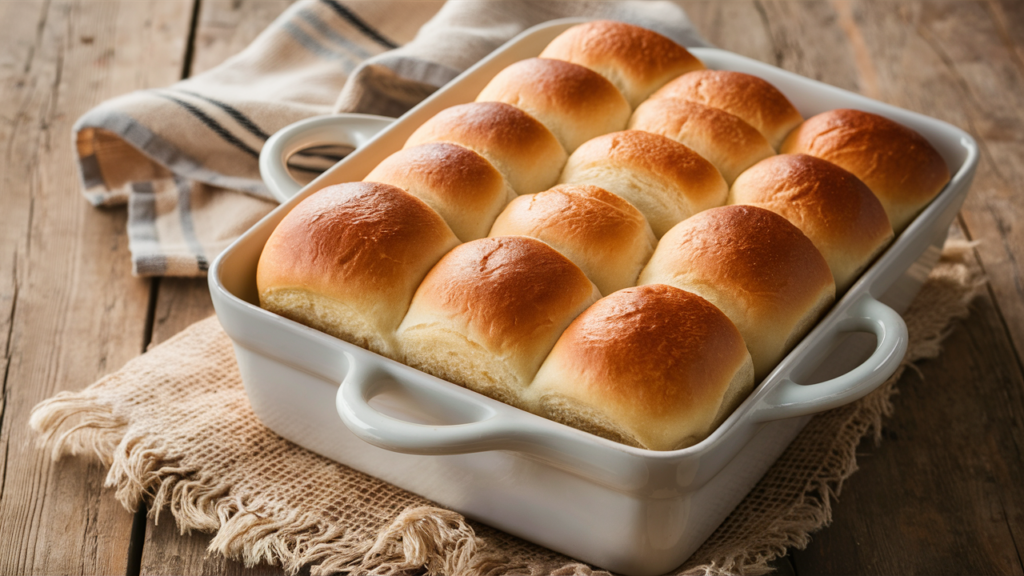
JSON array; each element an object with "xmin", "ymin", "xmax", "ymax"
[{"xmin": 30, "ymin": 240, "xmax": 985, "ymax": 576}]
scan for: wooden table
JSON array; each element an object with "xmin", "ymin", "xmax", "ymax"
[{"xmin": 1, "ymin": 1, "xmax": 1021, "ymax": 574}]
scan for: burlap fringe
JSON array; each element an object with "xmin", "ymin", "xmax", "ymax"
[{"xmin": 29, "ymin": 392, "xmax": 486, "ymax": 575}]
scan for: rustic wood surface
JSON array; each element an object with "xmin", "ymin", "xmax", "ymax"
[{"xmin": 0, "ymin": 1, "xmax": 1021, "ymax": 574}]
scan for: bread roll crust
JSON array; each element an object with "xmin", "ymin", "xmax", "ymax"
[
  {"xmin": 257, "ymin": 182, "xmax": 460, "ymax": 358},
  {"xmin": 488, "ymin": 184, "xmax": 656, "ymax": 295},
  {"xmin": 405, "ymin": 102, "xmax": 567, "ymax": 195},
  {"xmin": 780, "ymin": 108, "xmax": 951, "ymax": 232},
  {"xmin": 629, "ymin": 97, "xmax": 775, "ymax": 185},
  {"xmin": 529, "ymin": 284, "xmax": 754, "ymax": 451},
  {"xmin": 398, "ymin": 236, "xmax": 600, "ymax": 405},
  {"xmin": 651, "ymin": 70, "xmax": 803, "ymax": 149},
  {"xmin": 476, "ymin": 58, "xmax": 631, "ymax": 153},
  {"xmin": 539, "ymin": 20, "xmax": 704, "ymax": 108},
  {"xmin": 639, "ymin": 205, "xmax": 835, "ymax": 379},
  {"xmin": 729, "ymin": 154, "xmax": 894, "ymax": 292},
  {"xmin": 559, "ymin": 130, "xmax": 728, "ymax": 237},
  {"xmin": 365, "ymin": 142, "xmax": 516, "ymax": 242}
]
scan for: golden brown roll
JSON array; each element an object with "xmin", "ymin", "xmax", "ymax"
[
  {"xmin": 558, "ymin": 130, "xmax": 728, "ymax": 237},
  {"xmin": 638, "ymin": 205, "xmax": 835, "ymax": 380},
  {"xmin": 650, "ymin": 70, "xmax": 803, "ymax": 149},
  {"xmin": 404, "ymin": 102, "xmax": 567, "ymax": 195},
  {"xmin": 539, "ymin": 20, "xmax": 704, "ymax": 108},
  {"xmin": 488, "ymin": 184, "xmax": 656, "ymax": 295},
  {"xmin": 729, "ymin": 154, "xmax": 894, "ymax": 292},
  {"xmin": 364, "ymin": 142, "xmax": 516, "ymax": 242},
  {"xmin": 780, "ymin": 109, "xmax": 951, "ymax": 232},
  {"xmin": 528, "ymin": 284, "xmax": 754, "ymax": 451},
  {"xmin": 629, "ymin": 97, "xmax": 775, "ymax": 185},
  {"xmin": 476, "ymin": 58, "xmax": 631, "ymax": 153},
  {"xmin": 397, "ymin": 236, "xmax": 600, "ymax": 406},
  {"xmin": 257, "ymin": 182, "xmax": 460, "ymax": 359}
]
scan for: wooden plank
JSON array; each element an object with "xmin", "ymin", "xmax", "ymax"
[
  {"xmin": 150, "ymin": 278, "xmax": 217, "ymax": 346},
  {"xmin": 684, "ymin": 0, "xmax": 861, "ymax": 93},
  {"xmin": 681, "ymin": 1, "xmax": 777, "ymax": 61},
  {"xmin": 915, "ymin": 1, "xmax": 1024, "ymax": 367},
  {"xmin": 141, "ymin": 2, "xmax": 293, "ymax": 573},
  {"xmin": 792, "ymin": 245, "xmax": 1024, "ymax": 574},
  {"xmin": 0, "ymin": 1, "xmax": 193, "ymax": 574}
]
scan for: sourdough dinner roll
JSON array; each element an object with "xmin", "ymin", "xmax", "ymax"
[
  {"xmin": 397, "ymin": 236, "xmax": 600, "ymax": 407},
  {"xmin": 539, "ymin": 20, "xmax": 704, "ymax": 108},
  {"xmin": 639, "ymin": 206, "xmax": 835, "ymax": 380},
  {"xmin": 559, "ymin": 130, "xmax": 727, "ymax": 237},
  {"xmin": 629, "ymin": 97, "xmax": 775, "ymax": 185},
  {"xmin": 257, "ymin": 182, "xmax": 459, "ymax": 359},
  {"xmin": 488, "ymin": 184, "xmax": 656, "ymax": 295},
  {"xmin": 405, "ymin": 102, "xmax": 567, "ymax": 195},
  {"xmin": 528, "ymin": 284, "xmax": 754, "ymax": 451},
  {"xmin": 650, "ymin": 70, "xmax": 803, "ymax": 149},
  {"xmin": 476, "ymin": 58, "xmax": 631, "ymax": 153},
  {"xmin": 780, "ymin": 109, "xmax": 951, "ymax": 232},
  {"xmin": 729, "ymin": 154, "xmax": 894, "ymax": 292},
  {"xmin": 364, "ymin": 143, "xmax": 516, "ymax": 242}
]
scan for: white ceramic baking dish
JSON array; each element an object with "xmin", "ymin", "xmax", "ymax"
[{"xmin": 209, "ymin": 19, "xmax": 978, "ymax": 576}]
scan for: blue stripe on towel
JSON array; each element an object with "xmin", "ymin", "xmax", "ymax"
[
  {"xmin": 319, "ymin": 0, "xmax": 398, "ymax": 49},
  {"xmin": 282, "ymin": 20, "xmax": 358, "ymax": 71},
  {"xmin": 174, "ymin": 176, "xmax": 209, "ymax": 272},
  {"xmin": 298, "ymin": 7, "xmax": 376, "ymax": 60}
]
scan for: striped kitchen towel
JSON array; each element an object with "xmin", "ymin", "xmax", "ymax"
[{"xmin": 74, "ymin": 0, "xmax": 708, "ymax": 277}]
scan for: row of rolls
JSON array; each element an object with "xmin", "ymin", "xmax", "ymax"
[{"xmin": 257, "ymin": 21, "xmax": 951, "ymax": 451}]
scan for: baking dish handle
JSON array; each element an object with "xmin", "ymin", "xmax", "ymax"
[
  {"xmin": 336, "ymin": 355, "xmax": 534, "ymax": 455},
  {"xmin": 752, "ymin": 294, "xmax": 908, "ymax": 422},
  {"xmin": 260, "ymin": 113, "xmax": 395, "ymax": 203}
]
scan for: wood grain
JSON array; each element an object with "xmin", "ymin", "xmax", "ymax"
[
  {"xmin": 140, "ymin": 3, "xmax": 294, "ymax": 573},
  {"xmin": 0, "ymin": 1, "xmax": 192, "ymax": 574},
  {"xmin": 917, "ymin": 1, "xmax": 1024, "ymax": 367},
  {"xmin": 792, "ymin": 242, "xmax": 1024, "ymax": 574}
]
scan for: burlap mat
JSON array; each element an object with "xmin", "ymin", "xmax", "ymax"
[{"xmin": 30, "ymin": 240, "xmax": 985, "ymax": 576}]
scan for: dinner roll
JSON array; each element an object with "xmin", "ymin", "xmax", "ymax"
[
  {"xmin": 405, "ymin": 102, "xmax": 567, "ymax": 195},
  {"xmin": 257, "ymin": 182, "xmax": 459, "ymax": 359},
  {"xmin": 650, "ymin": 70, "xmax": 803, "ymax": 149},
  {"xmin": 488, "ymin": 184, "xmax": 656, "ymax": 295},
  {"xmin": 539, "ymin": 20, "xmax": 704, "ymax": 108},
  {"xmin": 639, "ymin": 205, "xmax": 835, "ymax": 380},
  {"xmin": 397, "ymin": 236, "xmax": 600, "ymax": 407},
  {"xmin": 529, "ymin": 284, "xmax": 754, "ymax": 451},
  {"xmin": 476, "ymin": 58, "xmax": 631, "ymax": 153},
  {"xmin": 780, "ymin": 109, "xmax": 951, "ymax": 232},
  {"xmin": 729, "ymin": 154, "xmax": 894, "ymax": 292},
  {"xmin": 629, "ymin": 97, "xmax": 775, "ymax": 185},
  {"xmin": 559, "ymin": 130, "xmax": 728, "ymax": 237},
  {"xmin": 364, "ymin": 142, "xmax": 516, "ymax": 242}
]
